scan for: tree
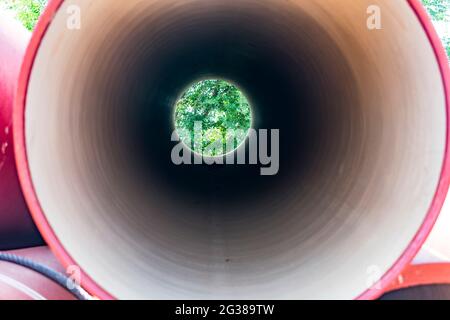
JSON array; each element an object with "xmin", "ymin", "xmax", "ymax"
[
  {"xmin": 422, "ymin": 0, "xmax": 450, "ymax": 58},
  {"xmin": 175, "ymin": 79, "xmax": 252, "ymax": 157},
  {"xmin": 422, "ymin": 0, "xmax": 450, "ymax": 21},
  {"xmin": 0, "ymin": 0, "xmax": 47, "ymax": 31}
]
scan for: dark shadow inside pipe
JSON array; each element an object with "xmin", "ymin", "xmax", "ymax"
[{"xmin": 85, "ymin": 6, "xmax": 361, "ymax": 213}]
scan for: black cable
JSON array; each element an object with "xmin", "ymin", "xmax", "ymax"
[{"xmin": 0, "ymin": 252, "xmax": 91, "ymax": 300}]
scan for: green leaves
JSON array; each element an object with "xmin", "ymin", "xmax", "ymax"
[
  {"xmin": 1, "ymin": 0, "xmax": 47, "ymax": 31},
  {"xmin": 422, "ymin": 0, "xmax": 450, "ymax": 21},
  {"xmin": 422, "ymin": 0, "xmax": 450, "ymax": 60},
  {"xmin": 444, "ymin": 37, "xmax": 450, "ymax": 58},
  {"xmin": 175, "ymin": 79, "xmax": 252, "ymax": 157}
]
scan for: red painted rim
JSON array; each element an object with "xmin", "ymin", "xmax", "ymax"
[
  {"xmin": 13, "ymin": 0, "xmax": 113, "ymax": 300},
  {"xmin": 13, "ymin": 0, "xmax": 450, "ymax": 300},
  {"xmin": 358, "ymin": 0, "xmax": 450, "ymax": 300}
]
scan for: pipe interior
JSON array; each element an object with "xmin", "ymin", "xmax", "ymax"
[{"xmin": 25, "ymin": 0, "xmax": 446, "ymax": 299}]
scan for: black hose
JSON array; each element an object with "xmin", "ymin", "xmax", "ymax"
[{"xmin": 0, "ymin": 252, "xmax": 91, "ymax": 300}]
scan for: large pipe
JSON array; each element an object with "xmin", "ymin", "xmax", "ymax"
[
  {"xmin": 0, "ymin": 11, "xmax": 43, "ymax": 249},
  {"xmin": 14, "ymin": 0, "xmax": 450, "ymax": 299}
]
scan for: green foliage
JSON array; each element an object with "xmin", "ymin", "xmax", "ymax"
[
  {"xmin": 175, "ymin": 79, "xmax": 252, "ymax": 157},
  {"xmin": 443, "ymin": 36, "xmax": 450, "ymax": 57},
  {"xmin": 1, "ymin": 0, "xmax": 47, "ymax": 31},
  {"xmin": 422, "ymin": 0, "xmax": 450, "ymax": 59},
  {"xmin": 422, "ymin": 0, "xmax": 450, "ymax": 21}
]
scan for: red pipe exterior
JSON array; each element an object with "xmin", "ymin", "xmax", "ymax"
[
  {"xmin": 0, "ymin": 247, "xmax": 75, "ymax": 300},
  {"xmin": 384, "ymin": 263, "xmax": 450, "ymax": 294},
  {"xmin": 0, "ymin": 11, "xmax": 42, "ymax": 250},
  {"xmin": 13, "ymin": 0, "xmax": 450, "ymax": 300}
]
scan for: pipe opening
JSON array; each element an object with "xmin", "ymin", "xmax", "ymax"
[{"xmin": 174, "ymin": 79, "xmax": 252, "ymax": 157}]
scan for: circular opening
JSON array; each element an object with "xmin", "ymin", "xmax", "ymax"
[{"xmin": 174, "ymin": 79, "xmax": 252, "ymax": 157}]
